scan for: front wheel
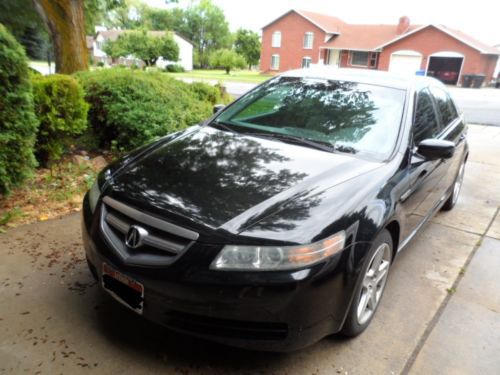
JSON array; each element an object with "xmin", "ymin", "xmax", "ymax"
[
  {"xmin": 441, "ymin": 160, "xmax": 466, "ymax": 211},
  {"xmin": 341, "ymin": 229, "xmax": 393, "ymax": 337}
]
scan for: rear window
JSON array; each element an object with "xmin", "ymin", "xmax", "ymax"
[
  {"xmin": 215, "ymin": 77, "xmax": 406, "ymax": 160},
  {"xmin": 429, "ymin": 86, "xmax": 458, "ymax": 126}
]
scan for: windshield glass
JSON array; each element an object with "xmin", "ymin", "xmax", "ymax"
[{"xmin": 214, "ymin": 77, "xmax": 406, "ymax": 160}]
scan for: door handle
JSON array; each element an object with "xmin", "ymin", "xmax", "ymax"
[{"xmin": 418, "ymin": 170, "xmax": 428, "ymax": 180}]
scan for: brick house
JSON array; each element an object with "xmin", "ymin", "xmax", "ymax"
[{"xmin": 260, "ymin": 9, "xmax": 500, "ymax": 85}]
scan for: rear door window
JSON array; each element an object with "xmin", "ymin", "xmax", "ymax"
[
  {"xmin": 413, "ymin": 88, "xmax": 441, "ymax": 144},
  {"xmin": 429, "ymin": 86, "xmax": 458, "ymax": 127}
]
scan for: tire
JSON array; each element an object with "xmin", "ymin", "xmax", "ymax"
[
  {"xmin": 441, "ymin": 160, "xmax": 466, "ymax": 211},
  {"xmin": 341, "ymin": 229, "xmax": 393, "ymax": 337}
]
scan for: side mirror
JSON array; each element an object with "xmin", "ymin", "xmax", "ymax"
[
  {"xmin": 417, "ymin": 139, "xmax": 455, "ymax": 160},
  {"xmin": 213, "ymin": 104, "xmax": 225, "ymax": 114}
]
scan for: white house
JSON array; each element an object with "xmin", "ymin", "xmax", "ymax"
[{"xmin": 91, "ymin": 29, "xmax": 193, "ymax": 71}]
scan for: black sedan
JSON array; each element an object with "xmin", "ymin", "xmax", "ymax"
[{"xmin": 82, "ymin": 68, "xmax": 468, "ymax": 351}]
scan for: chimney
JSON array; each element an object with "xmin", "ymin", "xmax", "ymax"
[{"xmin": 397, "ymin": 16, "xmax": 410, "ymax": 35}]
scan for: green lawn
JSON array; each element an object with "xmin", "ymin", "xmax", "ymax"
[{"xmin": 165, "ymin": 69, "xmax": 273, "ymax": 84}]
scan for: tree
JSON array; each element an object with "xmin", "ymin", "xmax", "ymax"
[
  {"xmin": 102, "ymin": 38, "xmax": 125, "ymax": 62},
  {"xmin": 179, "ymin": 0, "xmax": 231, "ymax": 68},
  {"xmin": 0, "ymin": 0, "xmax": 51, "ymax": 60},
  {"xmin": 209, "ymin": 49, "xmax": 246, "ymax": 74},
  {"xmin": 103, "ymin": 0, "xmax": 178, "ymax": 29},
  {"xmin": 0, "ymin": 0, "xmax": 42, "ymax": 39},
  {"xmin": 32, "ymin": 0, "xmax": 88, "ymax": 74},
  {"xmin": 84, "ymin": 0, "xmax": 125, "ymax": 35},
  {"xmin": 103, "ymin": 0, "xmax": 143, "ymax": 29},
  {"xmin": 234, "ymin": 28, "xmax": 261, "ymax": 69},
  {"xmin": 105, "ymin": 31, "xmax": 179, "ymax": 66},
  {"xmin": 140, "ymin": 6, "xmax": 185, "ymax": 31}
]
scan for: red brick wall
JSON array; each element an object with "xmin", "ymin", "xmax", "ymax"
[
  {"xmin": 378, "ymin": 26, "xmax": 498, "ymax": 82},
  {"xmin": 260, "ymin": 11, "xmax": 326, "ymax": 72}
]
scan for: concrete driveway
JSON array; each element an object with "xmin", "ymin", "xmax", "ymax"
[{"xmin": 1, "ymin": 125, "xmax": 499, "ymax": 374}]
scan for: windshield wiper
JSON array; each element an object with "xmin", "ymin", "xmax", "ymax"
[
  {"xmin": 332, "ymin": 144, "xmax": 358, "ymax": 155},
  {"xmin": 209, "ymin": 120, "xmax": 240, "ymax": 134},
  {"xmin": 210, "ymin": 123, "xmax": 358, "ymax": 155},
  {"xmin": 249, "ymin": 132, "xmax": 336, "ymax": 153},
  {"xmin": 249, "ymin": 132, "xmax": 359, "ymax": 155}
]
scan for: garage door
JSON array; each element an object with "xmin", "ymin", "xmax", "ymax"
[{"xmin": 389, "ymin": 51, "xmax": 422, "ymax": 75}]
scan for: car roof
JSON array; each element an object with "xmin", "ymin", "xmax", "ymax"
[{"xmin": 280, "ymin": 67, "xmax": 445, "ymax": 91}]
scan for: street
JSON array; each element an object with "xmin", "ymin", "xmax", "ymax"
[
  {"xmin": 449, "ymin": 87, "xmax": 500, "ymax": 126},
  {"xmin": 1, "ymin": 124, "xmax": 499, "ymax": 374}
]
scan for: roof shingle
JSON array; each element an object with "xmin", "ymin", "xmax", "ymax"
[{"xmin": 323, "ymin": 24, "xmax": 421, "ymax": 51}]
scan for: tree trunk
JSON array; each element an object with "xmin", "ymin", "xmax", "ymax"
[
  {"xmin": 225, "ymin": 67, "xmax": 230, "ymax": 74},
  {"xmin": 32, "ymin": 0, "xmax": 88, "ymax": 74}
]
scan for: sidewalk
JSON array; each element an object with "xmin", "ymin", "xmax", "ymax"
[{"xmin": 410, "ymin": 227, "xmax": 500, "ymax": 374}]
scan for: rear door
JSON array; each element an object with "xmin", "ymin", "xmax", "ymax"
[
  {"xmin": 428, "ymin": 86, "xmax": 466, "ymax": 189},
  {"xmin": 401, "ymin": 88, "xmax": 446, "ymax": 240}
]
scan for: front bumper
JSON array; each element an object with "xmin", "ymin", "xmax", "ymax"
[{"xmin": 82, "ymin": 195, "xmax": 368, "ymax": 351}]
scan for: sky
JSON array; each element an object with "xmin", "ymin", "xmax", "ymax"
[{"xmin": 146, "ymin": 0, "xmax": 500, "ymax": 46}]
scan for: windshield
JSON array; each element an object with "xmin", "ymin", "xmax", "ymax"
[{"xmin": 213, "ymin": 77, "xmax": 406, "ymax": 160}]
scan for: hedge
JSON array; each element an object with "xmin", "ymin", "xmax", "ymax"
[
  {"xmin": 189, "ymin": 81, "xmax": 231, "ymax": 106},
  {"xmin": 75, "ymin": 69, "xmax": 221, "ymax": 151},
  {"xmin": 32, "ymin": 74, "xmax": 88, "ymax": 165},
  {"xmin": 0, "ymin": 24, "xmax": 38, "ymax": 195}
]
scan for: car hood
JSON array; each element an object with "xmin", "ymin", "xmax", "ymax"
[{"xmin": 104, "ymin": 126, "xmax": 381, "ymax": 236}]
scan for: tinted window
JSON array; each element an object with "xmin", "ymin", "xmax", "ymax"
[
  {"xmin": 413, "ymin": 89, "xmax": 440, "ymax": 144},
  {"xmin": 430, "ymin": 86, "xmax": 458, "ymax": 126},
  {"xmin": 215, "ymin": 77, "xmax": 406, "ymax": 160}
]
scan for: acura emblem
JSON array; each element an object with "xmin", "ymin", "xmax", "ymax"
[{"xmin": 125, "ymin": 225, "xmax": 148, "ymax": 248}]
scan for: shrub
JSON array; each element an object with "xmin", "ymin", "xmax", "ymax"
[
  {"xmin": 0, "ymin": 24, "xmax": 38, "ymax": 195},
  {"xmin": 96, "ymin": 61, "xmax": 105, "ymax": 67},
  {"xmin": 165, "ymin": 64, "xmax": 185, "ymax": 73},
  {"xmin": 75, "ymin": 68, "xmax": 213, "ymax": 151},
  {"xmin": 189, "ymin": 81, "xmax": 232, "ymax": 105},
  {"xmin": 32, "ymin": 74, "xmax": 89, "ymax": 165}
]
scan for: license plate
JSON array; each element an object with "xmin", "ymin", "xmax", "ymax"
[{"xmin": 102, "ymin": 263, "xmax": 144, "ymax": 314}]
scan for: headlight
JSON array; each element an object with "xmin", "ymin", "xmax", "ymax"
[
  {"xmin": 211, "ymin": 231, "xmax": 346, "ymax": 271},
  {"xmin": 88, "ymin": 179, "xmax": 101, "ymax": 213}
]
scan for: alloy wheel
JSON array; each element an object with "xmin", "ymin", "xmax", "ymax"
[{"xmin": 356, "ymin": 243, "xmax": 391, "ymax": 325}]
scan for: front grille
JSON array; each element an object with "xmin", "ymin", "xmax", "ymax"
[
  {"xmin": 164, "ymin": 311, "xmax": 288, "ymax": 341},
  {"xmin": 100, "ymin": 196, "xmax": 198, "ymax": 267}
]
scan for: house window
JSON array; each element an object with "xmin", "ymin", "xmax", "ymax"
[
  {"xmin": 272, "ymin": 31, "xmax": 281, "ymax": 48},
  {"xmin": 303, "ymin": 32, "xmax": 314, "ymax": 49},
  {"xmin": 369, "ymin": 52, "xmax": 378, "ymax": 68},
  {"xmin": 350, "ymin": 51, "xmax": 370, "ymax": 66},
  {"xmin": 350, "ymin": 51, "xmax": 378, "ymax": 68},
  {"xmin": 302, "ymin": 57, "xmax": 312, "ymax": 68},
  {"xmin": 271, "ymin": 54, "xmax": 280, "ymax": 70}
]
